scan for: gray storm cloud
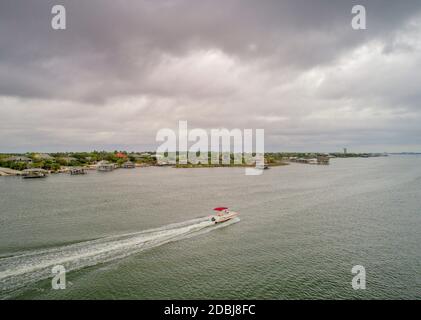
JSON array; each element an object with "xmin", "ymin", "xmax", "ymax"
[{"xmin": 1, "ymin": 0, "xmax": 421, "ymax": 152}]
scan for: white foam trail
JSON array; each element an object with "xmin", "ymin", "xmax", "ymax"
[{"xmin": 0, "ymin": 216, "xmax": 240, "ymax": 297}]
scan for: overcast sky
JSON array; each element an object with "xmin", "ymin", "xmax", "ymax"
[{"xmin": 1, "ymin": 0, "xmax": 421, "ymax": 153}]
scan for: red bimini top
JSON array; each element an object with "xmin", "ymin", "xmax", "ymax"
[{"xmin": 213, "ymin": 207, "xmax": 228, "ymax": 211}]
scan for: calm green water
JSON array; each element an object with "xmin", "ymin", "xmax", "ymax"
[{"xmin": 0, "ymin": 156, "xmax": 420, "ymax": 299}]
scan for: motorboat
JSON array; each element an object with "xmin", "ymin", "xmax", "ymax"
[{"xmin": 210, "ymin": 207, "xmax": 239, "ymax": 224}]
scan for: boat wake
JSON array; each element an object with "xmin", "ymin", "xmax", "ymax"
[{"xmin": 0, "ymin": 216, "xmax": 240, "ymax": 298}]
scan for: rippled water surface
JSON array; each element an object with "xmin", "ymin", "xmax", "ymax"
[{"xmin": 0, "ymin": 156, "xmax": 420, "ymax": 299}]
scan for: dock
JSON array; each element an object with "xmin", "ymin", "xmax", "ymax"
[{"xmin": 69, "ymin": 167, "xmax": 87, "ymax": 175}]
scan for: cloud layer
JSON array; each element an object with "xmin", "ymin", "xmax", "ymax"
[{"xmin": 1, "ymin": 0, "xmax": 421, "ymax": 152}]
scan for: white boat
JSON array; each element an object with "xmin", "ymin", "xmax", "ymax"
[{"xmin": 210, "ymin": 207, "xmax": 239, "ymax": 224}]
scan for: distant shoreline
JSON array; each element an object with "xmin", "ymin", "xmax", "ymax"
[{"xmin": 0, "ymin": 151, "xmax": 392, "ymax": 177}]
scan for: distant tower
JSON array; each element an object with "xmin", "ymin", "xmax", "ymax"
[{"xmin": 344, "ymin": 148, "xmax": 347, "ymax": 154}]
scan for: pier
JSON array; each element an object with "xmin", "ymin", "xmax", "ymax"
[{"xmin": 69, "ymin": 167, "xmax": 87, "ymax": 175}]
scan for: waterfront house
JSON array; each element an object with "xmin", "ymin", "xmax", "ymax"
[
  {"xmin": 122, "ymin": 161, "xmax": 135, "ymax": 168},
  {"xmin": 61, "ymin": 156, "xmax": 78, "ymax": 163},
  {"xmin": 128, "ymin": 153, "xmax": 143, "ymax": 161},
  {"xmin": 307, "ymin": 158, "xmax": 318, "ymax": 165},
  {"xmin": 140, "ymin": 153, "xmax": 151, "ymax": 158},
  {"xmin": 35, "ymin": 153, "xmax": 55, "ymax": 161},
  {"xmin": 317, "ymin": 155, "xmax": 330, "ymax": 165},
  {"xmin": 4, "ymin": 156, "xmax": 32, "ymax": 163},
  {"xmin": 96, "ymin": 160, "xmax": 115, "ymax": 172},
  {"xmin": 115, "ymin": 152, "xmax": 127, "ymax": 159}
]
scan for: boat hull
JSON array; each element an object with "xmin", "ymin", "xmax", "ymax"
[{"xmin": 210, "ymin": 211, "xmax": 239, "ymax": 224}]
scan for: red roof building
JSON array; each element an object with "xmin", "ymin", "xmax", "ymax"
[{"xmin": 115, "ymin": 152, "xmax": 127, "ymax": 159}]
